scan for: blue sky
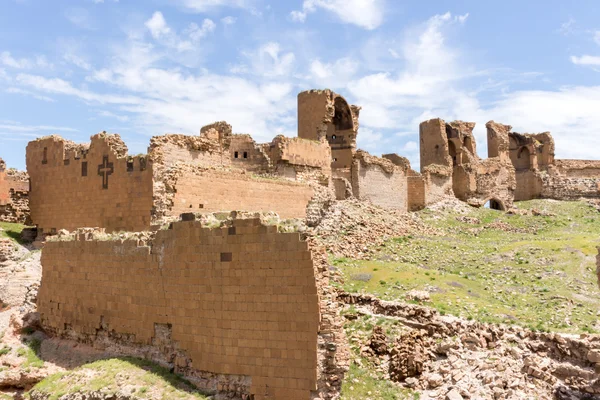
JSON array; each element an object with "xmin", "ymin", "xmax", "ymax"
[{"xmin": 2, "ymin": 0, "xmax": 600, "ymax": 170}]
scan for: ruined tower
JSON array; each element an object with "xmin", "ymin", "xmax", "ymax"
[{"xmin": 297, "ymin": 89, "xmax": 360, "ymax": 170}]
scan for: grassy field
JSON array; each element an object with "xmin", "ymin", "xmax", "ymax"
[
  {"xmin": 29, "ymin": 358, "xmax": 209, "ymax": 400},
  {"xmin": 0, "ymin": 221, "xmax": 26, "ymax": 244},
  {"xmin": 335, "ymin": 199, "xmax": 600, "ymax": 334}
]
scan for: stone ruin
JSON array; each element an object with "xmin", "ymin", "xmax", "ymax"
[
  {"xmin": 6, "ymin": 88, "xmax": 600, "ymax": 399},
  {"xmin": 0, "ymin": 157, "xmax": 29, "ymax": 224},
  {"xmin": 21, "ymin": 89, "xmax": 600, "ymax": 235},
  {"xmin": 37, "ymin": 215, "xmax": 348, "ymax": 400}
]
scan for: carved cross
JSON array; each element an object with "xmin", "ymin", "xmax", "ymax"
[{"xmin": 97, "ymin": 155, "xmax": 114, "ymax": 190}]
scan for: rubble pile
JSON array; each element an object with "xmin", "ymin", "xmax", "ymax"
[
  {"xmin": 343, "ymin": 293, "xmax": 600, "ymax": 400},
  {"xmin": 309, "ymin": 199, "xmax": 438, "ymax": 259}
]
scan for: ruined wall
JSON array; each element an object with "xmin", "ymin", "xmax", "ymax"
[
  {"xmin": 0, "ymin": 159, "xmax": 30, "ymax": 223},
  {"xmin": 297, "ymin": 90, "xmax": 359, "ymax": 170},
  {"xmin": 406, "ymin": 170, "xmax": 426, "ymax": 211},
  {"xmin": 266, "ymin": 136, "xmax": 331, "ymax": 173},
  {"xmin": 554, "ymin": 160, "xmax": 600, "ymax": 178},
  {"xmin": 420, "ymin": 118, "xmax": 452, "ymax": 171},
  {"xmin": 351, "ymin": 151, "xmax": 408, "ymax": 211},
  {"xmin": 229, "ymin": 134, "xmax": 271, "ymax": 173},
  {"xmin": 422, "ymin": 167, "xmax": 454, "ymax": 205},
  {"xmin": 149, "ymin": 134, "xmax": 231, "ymax": 170},
  {"xmin": 170, "ymin": 168, "xmax": 314, "ymax": 219},
  {"xmin": 486, "ymin": 121, "xmax": 511, "ymax": 162},
  {"xmin": 26, "ymin": 134, "xmax": 153, "ymax": 233},
  {"xmin": 37, "ymin": 218, "xmax": 320, "ymax": 400}
]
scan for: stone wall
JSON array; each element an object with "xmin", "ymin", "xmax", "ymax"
[
  {"xmin": 37, "ymin": 218, "xmax": 320, "ymax": 399},
  {"xmin": 297, "ymin": 89, "xmax": 359, "ymax": 170},
  {"xmin": 266, "ymin": 135, "xmax": 331, "ymax": 174},
  {"xmin": 406, "ymin": 170, "xmax": 426, "ymax": 211},
  {"xmin": 26, "ymin": 134, "xmax": 153, "ymax": 233},
  {"xmin": 0, "ymin": 159, "xmax": 30, "ymax": 223},
  {"xmin": 170, "ymin": 168, "xmax": 314, "ymax": 219},
  {"xmin": 351, "ymin": 151, "xmax": 408, "ymax": 211},
  {"xmin": 515, "ymin": 170, "xmax": 542, "ymax": 201},
  {"xmin": 420, "ymin": 118, "xmax": 452, "ymax": 171}
]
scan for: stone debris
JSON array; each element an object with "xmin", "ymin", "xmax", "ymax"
[
  {"xmin": 342, "ymin": 292, "xmax": 600, "ymax": 400},
  {"xmin": 308, "ymin": 199, "xmax": 438, "ymax": 259}
]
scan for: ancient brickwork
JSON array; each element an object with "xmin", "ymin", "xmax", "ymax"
[
  {"xmin": 266, "ymin": 135, "xmax": 331, "ymax": 173},
  {"xmin": 37, "ymin": 218, "xmax": 320, "ymax": 399},
  {"xmin": 0, "ymin": 159, "xmax": 30, "ymax": 223},
  {"xmin": 170, "ymin": 168, "xmax": 314, "ymax": 219},
  {"xmin": 297, "ymin": 90, "xmax": 360, "ymax": 170},
  {"xmin": 406, "ymin": 170, "xmax": 426, "ymax": 211},
  {"xmin": 351, "ymin": 151, "xmax": 408, "ymax": 210},
  {"xmin": 26, "ymin": 134, "xmax": 153, "ymax": 233},
  {"xmin": 229, "ymin": 134, "xmax": 271, "ymax": 172},
  {"xmin": 420, "ymin": 118, "xmax": 452, "ymax": 171}
]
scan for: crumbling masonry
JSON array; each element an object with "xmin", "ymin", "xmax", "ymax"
[
  {"xmin": 18, "ymin": 88, "xmax": 600, "ymax": 399},
  {"xmin": 0, "ymin": 158, "xmax": 29, "ymax": 224}
]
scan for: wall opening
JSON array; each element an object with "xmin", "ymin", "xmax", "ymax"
[
  {"xmin": 484, "ymin": 198, "xmax": 505, "ymax": 211},
  {"xmin": 514, "ymin": 147, "xmax": 530, "ymax": 170},
  {"xmin": 234, "ymin": 151, "xmax": 239, "ymax": 159},
  {"xmin": 448, "ymin": 141, "xmax": 458, "ymax": 167},
  {"xmin": 332, "ymin": 97, "xmax": 353, "ymax": 131},
  {"xmin": 243, "ymin": 151, "xmax": 248, "ymax": 159}
]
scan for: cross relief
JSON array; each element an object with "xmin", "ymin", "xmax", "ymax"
[{"xmin": 97, "ymin": 155, "xmax": 114, "ymax": 190}]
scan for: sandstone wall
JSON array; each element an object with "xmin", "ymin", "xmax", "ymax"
[
  {"xmin": 515, "ymin": 170, "xmax": 542, "ymax": 201},
  {"xmin": 149, "ymin": 134, "xmax": 231, "ymax": 170},
  {"xmin": 420, "ymin": 118, "xmax": 452, "ymax": 171},
  {"xmin": 540, "ymin": 172, "xmax": 600, "ymax": 200},
  {"xmin": 26, "ymin": 134, "xmax": 153, "ymax": 233},
  {"xmin": 170, "ymin": 168, "xmax": 314, "ymax": 219},
  {"xmin": 267, "ymin": 136, "xmax": 331, "ymax": 173},
  {"xmin": 554, "ymin": 160, "xmax": 600, "ymax": 178},
  {"xmin": 0, "ymin": 162, "xmax": 30, "ymax": 223},
  {"xmin": 351, "ymin": 151, "xmax": 408, "ymax": 211},
  {"xmin": 37, "ymin": 218, "xmax": 320, "ymax": 399},
  {"xmin": 407, "ymin": 171, "xmax": 426, "ymax": 211}
]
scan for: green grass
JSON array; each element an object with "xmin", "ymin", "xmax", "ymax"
[
  {"xmin": 29, "ymin": 357, "xmax": 210, "ymax": 400},
  {"xmin": 0, "ymin": 221, "xmax": 26, "ymax": 244},
  {"xmin": 341, "ymin": 362, "xmax": 419, "ymax": 400},
  {"xmin": 17, "ymin": 338, "xmax": 43, "ymax": 368},
  {"xmin": 336, "ymin": 199, "xmax": 600, "ymax": 334}
]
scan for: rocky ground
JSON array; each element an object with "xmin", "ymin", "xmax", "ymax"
[
  {"xmin": 341, "ymin": 292, "xmax": 600, "ymax": 400},
  {"xmin": 0, "ymin": 199, "xmax": 598, "ymax": 399}
]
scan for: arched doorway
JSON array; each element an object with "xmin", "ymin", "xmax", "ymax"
[{"xmin": 484, "ymin": 198, "xmax": 505, "ymax": 211}]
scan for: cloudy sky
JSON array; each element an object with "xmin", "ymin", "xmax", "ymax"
[{"xmin": 1, "ymin": 0, "xmax": 600, "ymax": 170}]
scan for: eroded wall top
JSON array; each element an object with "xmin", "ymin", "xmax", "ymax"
[{"xmin": 38, "ymin": 217, "xmax": 320, "ymax": 400}]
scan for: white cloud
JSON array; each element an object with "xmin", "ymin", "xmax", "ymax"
[
  {"xmin": 64, "ymin": 53, "xmax": 92, "ymax": 71},
  {"xmin": 0, "ymin": 51, "xmax": 51, "ymax": 69},
  {"xmin": 309, "ymin": 57, "xmax": 358, "ymax": 88},
  {"xmin": 186, "ymin": 19, "xmax": 216, "ymax": 41},
  {"xmin": 558, "ymin": 18, "xmax": 576, "ymax": 36},
  {"xmin": 145, "ymin": 11, "xmax": 171, "ymax": 39},
  {"xmin": 234, "ymin": 42, "xmax": 296, "ymax": 77},
  {"xmin": 0, "ymin": 121, "xmax": 77, "ymax": 136},
  {"xmin": 221, "ymin": 16, "xmax": 236, "ymax": 25},
  {"xmin": 5, "ymin": 87, "xmax": 55, "ymax": 102},
  {"xmin": 16, "ymin": 73, "xmax": 140, "ymax": 105},
  {"xmin": 291, "ymin": 0, "xmax": 386, "ymax": 30},
  {"xmin": 570, "ymin": 55, "xmax": 600, "ymax": 66},
  {"xmin": 177, "ymin": 0, "xmax": 251, "ymax": 12},
  {"xmin": 65, "ymin": 7, "xmax": 92, "ymax": 29}
]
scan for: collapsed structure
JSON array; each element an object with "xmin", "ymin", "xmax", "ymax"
[
  {"xmin": 24, "ymin": 89, "xmax": 600, "ymax": 236},
  {"xmin": 16, "ymin": 88, "xmax": 600, "ymax": 399},
  {"xmin": 0, "ymin": 158, "xmax": 29, "ymax": 224}
]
